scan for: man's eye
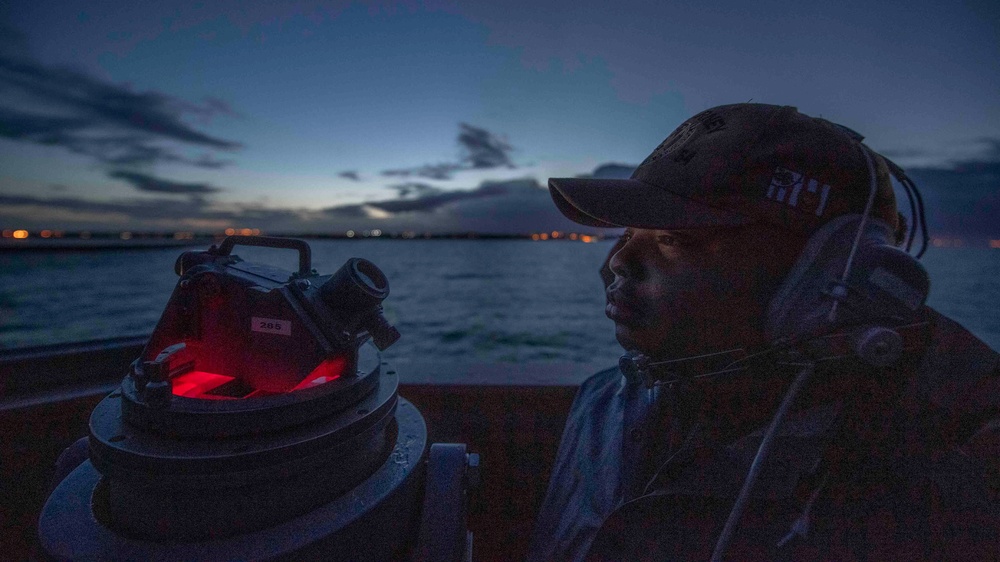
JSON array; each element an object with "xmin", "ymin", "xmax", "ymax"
[{"xmin": 656, "ymin": 235, "xmax": 679, "ymax": 246}]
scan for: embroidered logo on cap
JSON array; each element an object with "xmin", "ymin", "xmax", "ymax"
[
  {"xmin": 767, "ymin": 166, "xmax": 831, "ymax": 217},
  {"xmin": 639, "ymin": 121, "xmax": 697, "ymax": 169},
  {"xmin": 638, "ymin": 109, "xmax": 727, "ymax": 170}
]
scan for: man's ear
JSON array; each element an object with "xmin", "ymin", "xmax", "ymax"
[{"xmin": 765, "ymin": 215, "xmax": 928, "ymax": 343}]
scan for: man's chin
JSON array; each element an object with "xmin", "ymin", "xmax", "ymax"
[
  {"xmin": 614, "ymin": 324, "xmax": 643, "ymax": 354},
  {"xmin": 614, "ymin": 323, "xmax": 684, "ymax": 360}
]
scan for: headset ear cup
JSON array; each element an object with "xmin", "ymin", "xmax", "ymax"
[
  {"xmin": 841, "ymin": 243, "xmax": 930, "ymax": 321},
  {"xmin": 765, "ymin": 215, "xmax": 901, "ymax": 342}
]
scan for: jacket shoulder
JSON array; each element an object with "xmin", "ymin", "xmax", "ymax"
[{"xmin": 913, "ymin": 307, "xmax": 1000, "ymax": 412}]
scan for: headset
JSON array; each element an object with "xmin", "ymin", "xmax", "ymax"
[
  {"xmin": 711, "ymin": 140, "xmax": 933, "ymax": 560},
  {"xmin": 764, "ymin": 144, "xmax": 930, "ymax": 358}
]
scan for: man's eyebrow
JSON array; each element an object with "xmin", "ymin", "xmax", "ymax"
[
  {"xmin": 660, "ymin": 229, "xmax": 698, "ymax": 239},
  {"xmin": 683, "ymin": 225, "xmax": 752, "ymax": 238}
]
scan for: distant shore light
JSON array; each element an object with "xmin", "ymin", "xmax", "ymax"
[
  {"xmin": 346, "ymin": 230, "xmax": 356, "ymax": 238},
  {"xmin": 120, "ymin": 232, "xmax": 132, "ymax": 240},
  {"xmin": 40, "ymin": 230, "xmax": 53, "ymax": 238},
  {"xmin": 225, "ymin": 228, "xmax": 236, "ymax": 236},
  {"xmin": 12, "ymin": 229, "xmax": 29, "ymax": 239},
  {"xmin": 931, "ymin": 237, "xmax": 965, "ymax": 248}
]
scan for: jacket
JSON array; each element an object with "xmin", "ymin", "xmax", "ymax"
[{"xmin": 527, "ymin": 308, "xmax": 1000, "ymax": 561}]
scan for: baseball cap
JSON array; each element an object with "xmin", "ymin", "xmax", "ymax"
[{"xmin": 549, "ymin": 103, "xmax": 898, "ymax": 234}]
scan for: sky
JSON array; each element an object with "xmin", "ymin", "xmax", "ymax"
[{"xmin": 0, "ymin": 0, "xmax": 997, "ymax": 237}]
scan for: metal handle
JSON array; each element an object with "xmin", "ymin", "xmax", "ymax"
[{"xmin": 216, "ymin": 236, "xmax": 312, "ymax": 276}]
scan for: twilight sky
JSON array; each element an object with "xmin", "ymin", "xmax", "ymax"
[{"xmin": 1, "ymin": 0, "xmax": 997, "ymax": 236}]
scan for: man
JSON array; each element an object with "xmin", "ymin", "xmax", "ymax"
[{"xmin": 528, "ymin": 104, "xmax": 1000, "ymax": 561}]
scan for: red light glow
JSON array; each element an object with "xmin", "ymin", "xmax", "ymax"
[
  {"xmin": 172, "ymin": 371, "xmax": 237, "ymax": 399},
  {"xmin": 170, "ymin": 356, "xmax": 346, "ymax": 399},
  {"xmin": 290, "ymin": 356, "xmax": 346, "ymax": 391}
]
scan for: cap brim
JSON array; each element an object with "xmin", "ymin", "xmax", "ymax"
[{"xmin": 549, "ymin": 177, "xmax": 752, "ymax": 230}]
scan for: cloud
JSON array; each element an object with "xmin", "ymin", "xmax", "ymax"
[
  {"xmin": 320, "ymin": 177, "xmax": 592, "ymax": 234},
  {"xmin": 108, "ymin": 171, "xmax": 223, "ymax": 195},
  {"xmin": 380, "ymin": 123, "xmax": 515, "ymax": 180},
  {"xmin": 579, "ymin": 163, "xmax": 636, "ymax": 179},
  {"xmin": 970, "ymin": 137, "xmax": 1000, "ymax": 161},
  {"xmin": 2, "ymin": 159, "xmax": 996, "ymax": 240},
  {"xmin": 338, "ymin": 170, "xmax": 361, "ymax": 181},
  {"xmin": 0, "ymin": 163, "xmax": 639, "ymax": 234},
  {"xmin": 903, "ymin": 154, "xmax": 1000, "ymax": 240},
  {"xmin": 388, "ymin": 182, "xmax": 444, "ymax": 198},
  {"xmin": 332, "ymin": 183, "xmax": 507, "ymax": 214},
  {"xmin": 0, "ymin": 52, "xmax": 241, "ymax": 168},
  {"xmin": 457, "ymin": 122, "xmax": 515, "ymax": 169},
  {"xmin": 879, "ymin": 137, "xmax": 1000, "ymax": 169},
  {"xmin": 0, "ymin": 192, "xmax": 307, "ymax": 230},
  {"xmin": 879, "ymin": 148, "xmax": 929, "ymax": 160},
  {"xmin": 381, "ymin": 162, "xmax": 463, "ymax": 181}
]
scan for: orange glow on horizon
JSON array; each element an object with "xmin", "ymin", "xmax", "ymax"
[{"xmin": 931, "ymin": 237, "xmax": 965, "ymax": 248}]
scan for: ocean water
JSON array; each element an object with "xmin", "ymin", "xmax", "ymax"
[{"xmin": 1, "ymin": 241, "xmax": 998, "ymax": 370}]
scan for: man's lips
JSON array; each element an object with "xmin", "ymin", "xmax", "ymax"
[{"xmin": 606, "ymin": 292, "xmax": 640, "ymax": 324}]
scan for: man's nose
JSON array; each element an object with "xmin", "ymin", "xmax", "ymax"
[
  {"xmin": 599, "ymin": 237, "xmax": 626, "ymax": 288},
  {"xmin": 608, "ymin": 237, "xmax": 639, "ymax": 280}
]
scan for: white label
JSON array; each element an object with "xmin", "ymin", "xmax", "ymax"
[
  {"xmin": 252, "ymin": 317, "xmax": 292, "ymax": 336},
  {"xmin": 767, "ymin": 166, "xmax": 831, "ymax": 217}
]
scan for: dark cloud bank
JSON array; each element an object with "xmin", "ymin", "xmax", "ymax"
[
  {"xmin": 3, "ymin": 156, "xmax": 998, "ymax": 239},
  {"xmin": 381, "ymin": 123, "xmax": 516, "ymax": 180},
  {"xmin": 0, "ymin": 176, "xmax": 606, "ymax": 234},
  {"xmin": 0, "ymin": 51, "xmax": 240, "ymax": 168},
  {"xmin": 108, "ymin": 171, "xmax": 222, "ymax": 195}
]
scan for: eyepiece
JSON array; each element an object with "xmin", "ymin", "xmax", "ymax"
[
  {"xmin": 321, "ymin": 258, "xmax": 389, "ymax": 308},
  {"xmin": 320, "ymin": 258, "xmax": 399, "ymax": 350},
  {"xmin": 353, "ymin": 259, "xmax": 389, "ymax": 297}
]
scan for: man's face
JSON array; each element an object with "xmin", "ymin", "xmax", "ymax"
[{"xmin": 604, "ymin": 224, "xmax": 805, "ymax": 359}]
